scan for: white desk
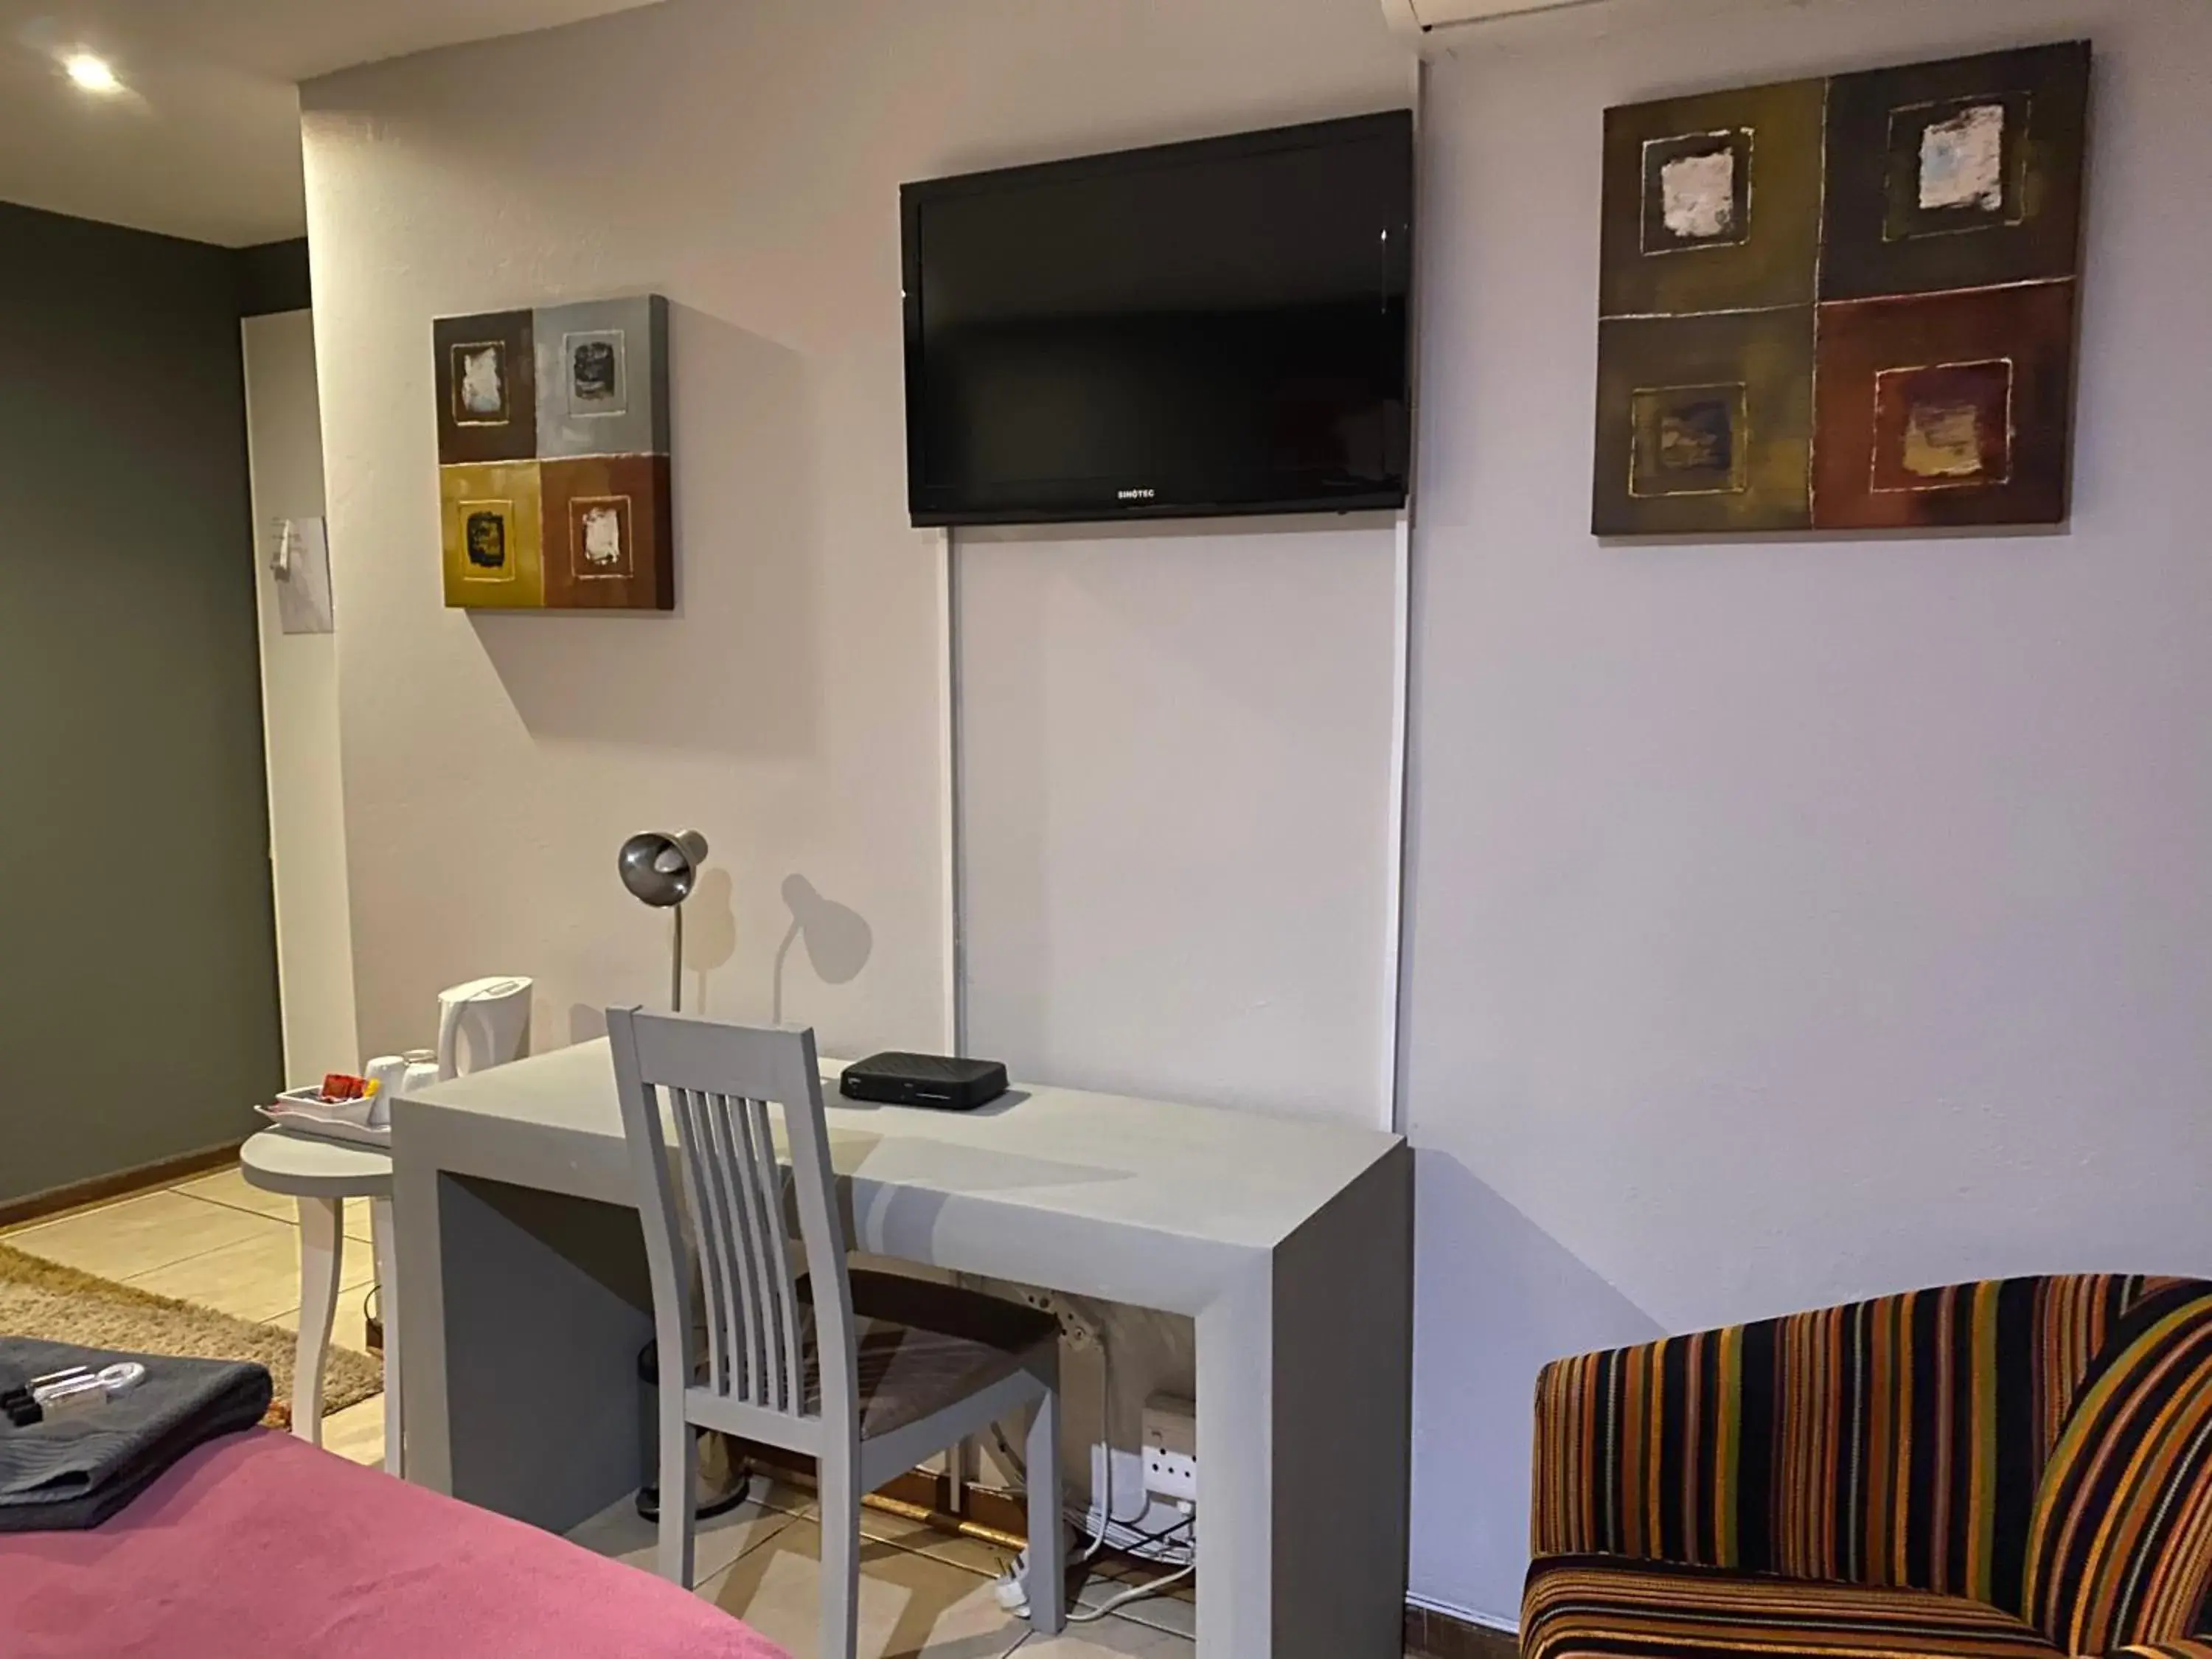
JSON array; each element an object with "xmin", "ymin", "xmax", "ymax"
[{"xmin": 391, "ymin": 1039, "xmax": 1411, "ymax": 1659}]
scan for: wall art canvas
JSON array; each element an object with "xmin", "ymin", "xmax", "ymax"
[
  {"xmin": 434, "ymin": 293, "xmax": 672, "ymax": 608},
  {"xmin": 1593, "ymin": 42, "xmax": 2090, "ymax": 535}
]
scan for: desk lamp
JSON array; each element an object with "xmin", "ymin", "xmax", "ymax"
[{"xmin": 617, "ymin": 830, "xmax": 709, "ymax": 1012}]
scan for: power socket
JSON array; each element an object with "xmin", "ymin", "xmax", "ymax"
[{"xmin": 1141, "ymin": 1394, "xmax": 1197, "ymax": 1505}]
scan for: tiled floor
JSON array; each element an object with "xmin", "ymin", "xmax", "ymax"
[
  {"xmin": 3, "ymin": 1163, "xmax": 389, "ymax": 1463},
  {"xmin": 2, "ymin": 1168, "xmax": 1200, "ymax": 1659},
  {"xmin": 571, "ymin": 1478, "xmax": 1197, "ymax": 1659}
]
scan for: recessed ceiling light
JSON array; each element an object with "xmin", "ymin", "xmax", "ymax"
[{"xmin": 64, "ymin": 54, "xmax": 121, "ymax": 94}]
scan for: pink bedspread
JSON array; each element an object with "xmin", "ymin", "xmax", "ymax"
[{"xmin": 0, "ymin": 1430, "xmax": 790, "ymax": 1659}]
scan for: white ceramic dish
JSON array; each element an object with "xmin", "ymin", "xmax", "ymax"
[{"xmin": 256, "ymin": 1086, "xmax": 393, "ymax": 1150}]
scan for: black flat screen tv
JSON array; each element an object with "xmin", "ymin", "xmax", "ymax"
[{"xmin": 901, "ymin": 111, "xmax": 1414, "ymax": 528}]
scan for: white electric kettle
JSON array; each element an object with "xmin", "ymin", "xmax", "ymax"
[{"xmin": 435, "ymin": 975, "xmax": 534, "ymax": 1081}]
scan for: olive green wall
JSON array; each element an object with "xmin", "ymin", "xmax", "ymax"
[{"xmin": 0, "ymin": 200, "xmax": 283, "ymax": 1204}]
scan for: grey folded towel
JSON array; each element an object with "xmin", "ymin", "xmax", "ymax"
[{"xmin": 0, "ymin": 1335, "xmax": 271, "ymax": 1531}]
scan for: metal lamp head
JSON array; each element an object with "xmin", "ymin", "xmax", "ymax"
[
  {"xmin": 619, "ymin": 830, "xmax": 710, "ymax": 1012},
  {"xmin": 618, "ymin": 830, "xmax": 709, "ymax": 909}
]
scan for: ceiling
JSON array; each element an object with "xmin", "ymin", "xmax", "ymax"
[{"xmin": 0, "ymin": 0, "xmax": 663, "ymax": 246}]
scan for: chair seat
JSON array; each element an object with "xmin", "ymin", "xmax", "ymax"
[
  {"xmin": 800, "ymin": 1270, "xmax": 1057, "ymax": 1440},
  {"xmin": 1524, "ymin": 1556, "xmax": 2065, "ymax": 1659}
]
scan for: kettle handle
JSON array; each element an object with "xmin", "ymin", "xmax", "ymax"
[{"xmin": 436, "ymin": 997, "xmax": 466, "ymax": 1083}]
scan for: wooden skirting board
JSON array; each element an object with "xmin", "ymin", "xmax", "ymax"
[
  {"xmin": 0, "ymin": 1140, "xmax": 246, "ymax": 1232},
  {"xmin": 733, "ymin": 1437, "xmax": 1032, "ymax": 1550},
  {"xmin": 1406, "ymin": 1603, "xmax": 1520, "ymax": 1659}
]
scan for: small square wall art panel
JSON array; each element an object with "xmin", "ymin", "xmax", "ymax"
[
  {"xmin": 1593, "ymin": 41, "xmax": 2090, "ymax": 536},
  {"xmin": 435, "ymin": 293, "xmax": 672, "ymax": 609}
]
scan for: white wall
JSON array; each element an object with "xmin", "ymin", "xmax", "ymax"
[
  {"xmin": 1405, "ymin": 0, "xmax": 2212, "ymax": 1622},
  {"xmin": 243, "ymin": 309, "xmax": 360, "ymax": 1083},
  {"xmin": 960, "ymin": 517, "xmax": 1399, "ymax": 1122},
  {"xmin": 302, "ymin": 0, "xmax": 1408, "ymax": 1077}
]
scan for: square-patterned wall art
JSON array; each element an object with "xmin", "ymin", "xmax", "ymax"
[
  {"xmin": 1593, "ymin": 42, "xmax": 2090, "ymax": 535},
  {"xmin": 434, "ymin": 293, "xmax": 673, "ymax": 609}
]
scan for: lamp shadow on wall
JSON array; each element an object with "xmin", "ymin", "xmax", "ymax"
[
  {"xmin": 1412, "ymin": 1148, "xmax": 1666, "ymax": 1615},
  {"xmin": 682, "ymin": 866, "xmax": 740, "ymax": 1015},
  {"xmin": 471, "ymin": 305, "xmax": 821, "ymax": 757},
  {"xmin": 773, "ymin": 872, "xmax": 873, "ymax": 1026}
]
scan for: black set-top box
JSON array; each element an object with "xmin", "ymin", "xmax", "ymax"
[{"xmin": 838, "ymin": 1052, "xmax": 1009, "ymax": 1112}]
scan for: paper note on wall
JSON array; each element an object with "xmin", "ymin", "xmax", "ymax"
[{"xmin": 270, "ymin": 517, "xmax": 335, "ymax": 635}]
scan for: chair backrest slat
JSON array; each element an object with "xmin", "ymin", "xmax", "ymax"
[
  {"xmin": 729, "ymin": 1096, "xmax": 790, "ymax": 1411},
  {"xmin": 721, "ymin": 1093, "xmax": 781, "ymax": 1406},
  {"xmin": 669, "ymin": 1088, "xmax": 730, "ymax": 1396},
  {"xmin": 608, "ymin": 1008, "xmax": 855, "ymax": 1434},
  {"xmin": 700, "ymin": 1091, "xmax": 765, "ymax": 1402},
  {"xmin": 746, "ymin": 1095, "xmax": 807, "ymax": 1413}
]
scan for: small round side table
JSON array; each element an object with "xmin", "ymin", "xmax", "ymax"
[{"xmin": 239, "ymin": 1129, "xmax": 402, "ymax": 1476}]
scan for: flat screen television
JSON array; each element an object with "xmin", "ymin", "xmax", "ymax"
[{"xmin": 900, "ymin": 111, "xmax": 1414, "ymax": 528}]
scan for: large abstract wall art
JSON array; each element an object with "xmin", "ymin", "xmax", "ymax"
[
  {"xmin": 1593, "ymin": 43, "xmax": 2090, "ymax": 536},
  {"xmin": 434, "ymin": 293, "xmax": 672, "ymax": 609}
]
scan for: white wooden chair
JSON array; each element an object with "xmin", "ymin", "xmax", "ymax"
[{"xmin": 608, "ymin": 1008, "xmax": 1065, "ymax": 1656}]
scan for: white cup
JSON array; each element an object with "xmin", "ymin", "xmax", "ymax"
[{"xmin": 363, "ymin": 1054, "xmax": 410, "ymax": 1130}]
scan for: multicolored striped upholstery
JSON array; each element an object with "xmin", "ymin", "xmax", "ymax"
[
  {"xmin": 1528, "ymin": 1276, "xmax": 2212, "ymax": 1659},
  {"xmin": 2023, "ymin": 1283, "xmax": 2212, "ymax": 1652},
  {"xmin": 1525, "ymin": 1556, "xmax": 2063, "ymax": 1659}
]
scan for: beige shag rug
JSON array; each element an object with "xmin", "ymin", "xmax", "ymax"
[{"xmin": 0, "ymin": 1240, "xmax": 383, "ymax": 1429}]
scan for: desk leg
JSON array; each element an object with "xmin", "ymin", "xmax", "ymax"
[
  {"xmin": 1194, "ymin": 1147, "xmax": 1413, "ymax": 1659},
  {"xmin": 394, "ymin": 1157, "xmax": 453, "ymax": 1492},
  {"xmin": 1197, "ymin": 1256, "xmax": 1276, "ymax": 1659},
  {"xmin": 395, "ymin": 1165, "xmax": 653, "ymax": 1534}
]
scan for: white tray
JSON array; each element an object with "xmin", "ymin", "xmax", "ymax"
[{"xmin": 257, "ymin": 1088, "xmax": 392, "ymax": 1150}]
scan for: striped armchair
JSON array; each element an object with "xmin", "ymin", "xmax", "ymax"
[{"xmin": 1524, "ymin": 1277, "xmax": 2212, "ymax": 1659}]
